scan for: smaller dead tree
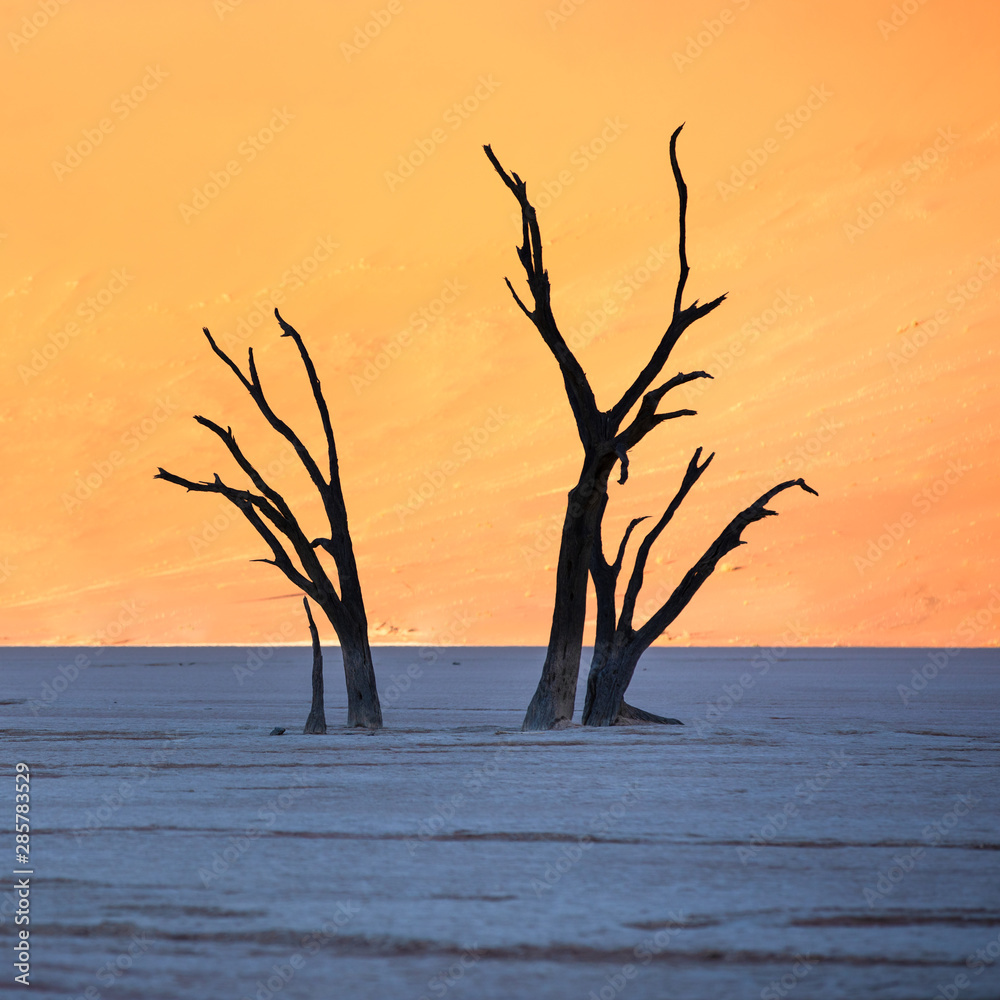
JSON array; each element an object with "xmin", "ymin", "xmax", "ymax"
[
  {"xmin": 156, "ymin": 309, "xmax": 382, "ymax": 729},
  {"xmin": 582, "ymin": 449, "xmax": 818, "ymax": 726},
  {"xmin": 302, "ymin": 598, "xmax": 327, "ymax": 734}
]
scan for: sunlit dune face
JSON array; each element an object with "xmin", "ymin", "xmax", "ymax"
[{"xmin": 0, "ymin": 0, "xmax": 997, "ymax": 647}]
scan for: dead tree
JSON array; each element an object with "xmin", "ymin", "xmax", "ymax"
[
  {"xmin": 583, "ymin": 450, "xmax": 817, "ymax": 726},
  {"xmin": 156, "ymin": 309, "xmax": 382, "ymax": 729},
  {"xmin": 485, "ymin": 125, "xmax": 725, "ymax": 730},
  {"xmin": 302, "ymin": 598, "xmax": 327, "ymax": 734}
]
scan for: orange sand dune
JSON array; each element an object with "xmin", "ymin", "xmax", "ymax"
[{"xmin": 0, "ymin": 0, "xmax": 997, "ymax": 647}]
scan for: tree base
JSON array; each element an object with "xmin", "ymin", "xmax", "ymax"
[
  {"xmin": 614, "ymin": 701, "xmax": 683, "ymax": 726},
  {"xmin": 303, "ymin": 712, "xmax": 327, "ymax": 735}
]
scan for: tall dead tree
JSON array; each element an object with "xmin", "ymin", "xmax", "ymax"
[
  {"xmin": 582, "ymin": 450, "xmax": 817, "ymax": 726},
  {"xmin": 156, "ymin": 309, "xmax": 382, "ymax": 730},
  {"xmin": 485, "ymin": 125, "xmax": 725, "ymax": 731}
]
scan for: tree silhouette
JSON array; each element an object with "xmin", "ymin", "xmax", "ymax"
[
  {"xmin": 302, "ymin": 597, "xmax": 327, "ymax": 734},
  {"xmin": 156, "ymin": 309, "xmax": 382, "ymax": 729},
  {"xmin": 485, "ymin": 125, "xmax": 726, "ymax": 730}
]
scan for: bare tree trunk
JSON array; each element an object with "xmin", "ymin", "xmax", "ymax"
[
  {"xmin": 523, "ymin": 453, "xmax": 614, "ymax": 729},
  {"xmin": 582, "ymin": 491, "xmax": 634, "ymax": 725},
  {"xmin": 323, "ymin": 537, "xmax": 382, "ymax": 730},
  {"xmin": 584, "ymin": 640, "xmax": 640, "ymax": 726},
  {"xmin": 302, "ymin": 598, "xmax": 327, "ymax": 734},
  {"xmin": 323, "ymin": 602, "xmax": 381, "ymax": 730},
  {"xmin": 581, "ymin": 494, "xmax": 682, "ymax": 725},
  {"xmin": 485, "ymin": 128, "xmax": 725, "ymax": 731}
]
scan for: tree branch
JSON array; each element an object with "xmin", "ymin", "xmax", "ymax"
[
  {"xmin": 613, "ymin": 371, "xmax": 712, "ymax": 481},
  {"xmin": 608, "ymin": 127, "xmax": 726, "ymax": 427},
  {"xmin": 612, "ymin": 515, "xmax": 652, "ymax": 578},
  {"xmin": 154, "ymin": 466, "xmax": 318, "ymax": 595},
  {"xmin": 199, "ymin": 327, "xmax": 333, "ymax": 526},
  {"xmin": 618, "ymin": 448, "xmax": 714, "ymax": 632},
  {"xmin": 203, "ymin": 327, "xmax": 254, "ymax": 394},
  {"xmin": 192, "ymin": 416, "xmax": 295, "ymax": 523},
  {"xmin": 241, "ymin": 501, "xmax": 317, "ymax": 597},
  {"xmin": 634, "ymin": 478, "xmax": 818, "ymax": 648},
  {"xmin": 484, "ymin": 143, "xmax": 601, "ymax": 446},
  {"xmin": 670, "ymin": 122, "xmax": 690, "ymax": 317},
  {"xmin": 274, "ymin": 308, "xmax": 342, "ymax": 497}
]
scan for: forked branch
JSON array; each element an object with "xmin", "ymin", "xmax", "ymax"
[
  {"xmin": 484, "ymin": 144, "xmax": 601, "ymax": 445},
  {"xmin": 202, "ymin": 327, "xmax": 334, "ymax": 527},
  {"xmin": 274, "ymin": 308, "xmax": 342, "ymax": 497},
  {"xmin": 618, "ymin": 448, "xmax": 715, "ymax": 632},
  {"xmin": 609, "ymin": 126, "xmax": 727, "ymax": 427},
  {"xmin": 635, "ymin": 478, "xmax": 818, "ymax": 648}
]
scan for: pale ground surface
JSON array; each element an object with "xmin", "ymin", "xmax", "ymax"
[{"xmin": 2, "ymin": 646, "xmax": 999, "ymax": 999}]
